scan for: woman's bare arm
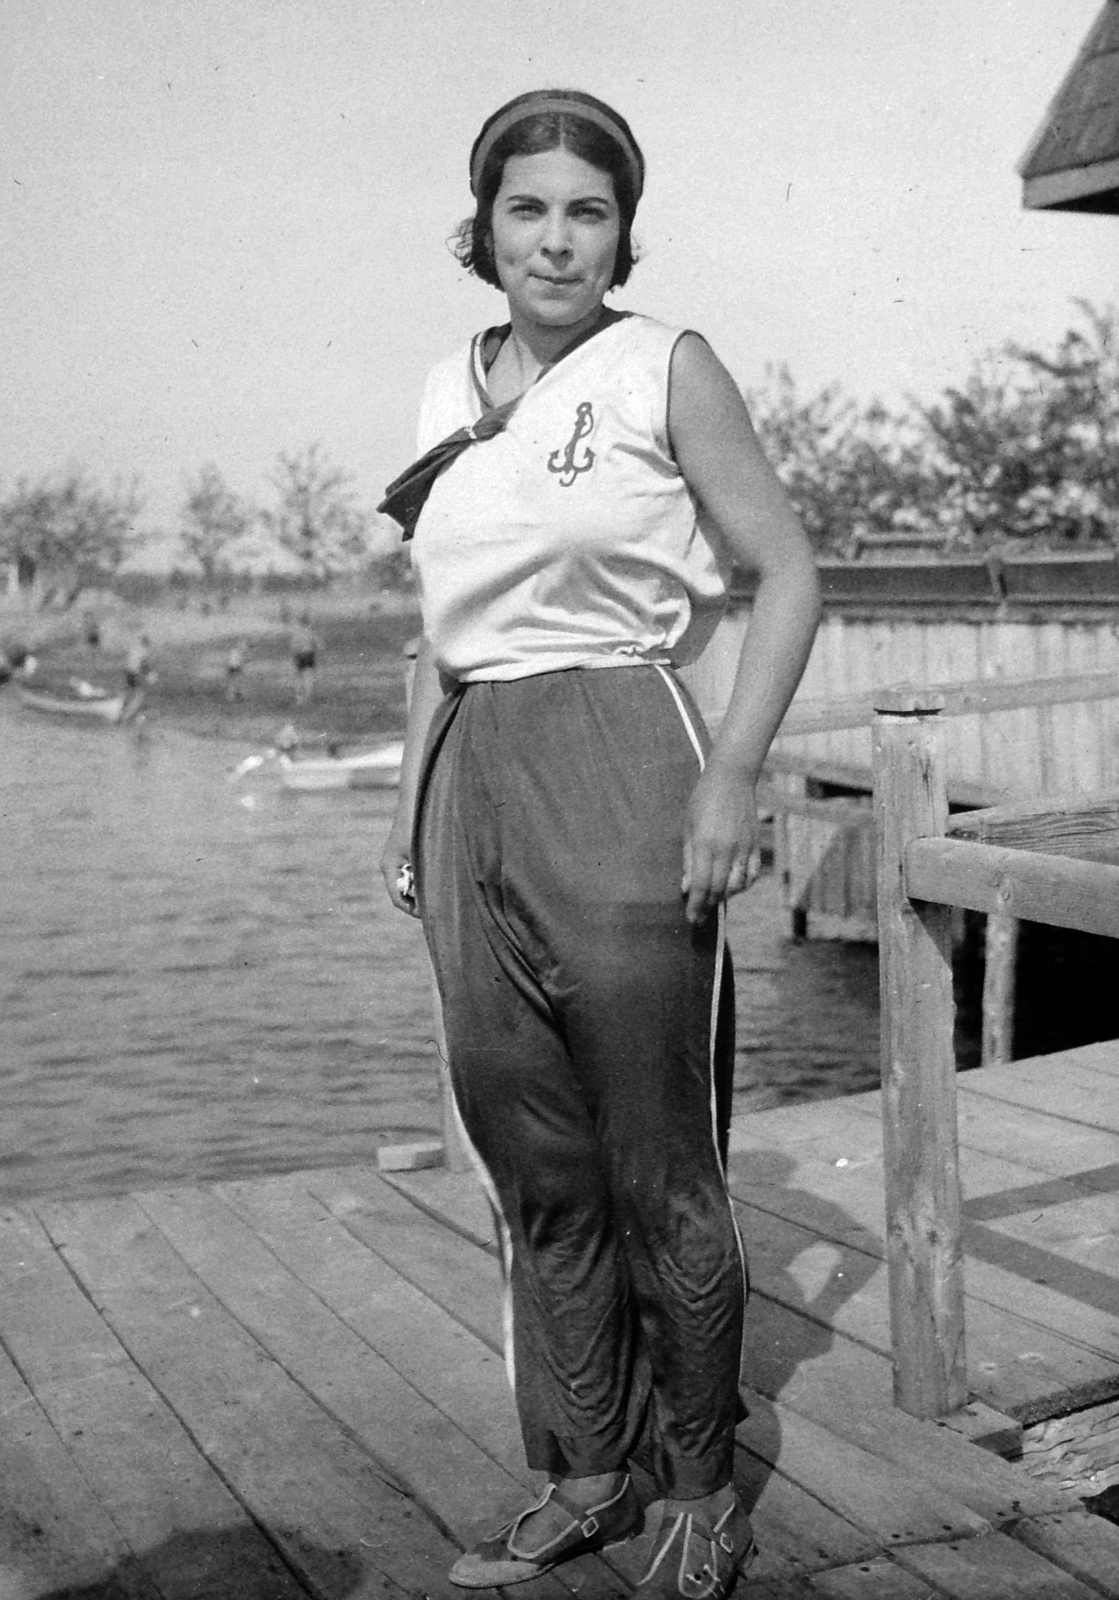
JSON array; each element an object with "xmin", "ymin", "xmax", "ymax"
[{"xmin": 668, "ymin": 332, "xmax": 821, "ymax": 923}]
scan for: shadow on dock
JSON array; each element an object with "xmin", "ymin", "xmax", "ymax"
[{"xmin": 29, "ymin": 1527, "xmax": 363, "ymax": 1600}]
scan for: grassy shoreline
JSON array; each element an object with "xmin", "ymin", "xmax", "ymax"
[{"xmin": 3, "ymin": 587, "xmax": 422, "ymax": 750}]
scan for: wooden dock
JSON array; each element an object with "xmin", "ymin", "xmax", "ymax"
[{"xmin": 2, "ymin": 1043, "xmax": 1118, "ymax": 1598}]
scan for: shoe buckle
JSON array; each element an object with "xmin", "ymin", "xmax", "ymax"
[
  {"xmin": 719, "ymin": 1532, "xmax": 734, "ymax": 1554},
  {"xmin": 582, "ymin": 1514, "xmax": 600, "ymax": 1538},
  {"xmin": 680, "ymin": 1566, "xmax": 719, "ymax": 1599}
]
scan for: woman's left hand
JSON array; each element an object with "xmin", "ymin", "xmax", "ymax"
[{"xmin": 682, "ymin": 764, "xmax": 761, "ymax": 925}]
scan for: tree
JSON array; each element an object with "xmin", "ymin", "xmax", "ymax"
[
  {"xmin": 262, "ymin": 443, "xmax": 370, "ymax": 582},
  {"xmin": 1004, "ymin": 300, "xmax": 1119, "ymax": 544},
  {"xmin": 747, "ymin": 365, "xmax": 927, "ymax": 555},
  {"xmin": 0, "ymin": 470, "xmax": 144, "ymax": 603},
  {"xmin": 747, "ymin": 301, "xmax": 1119, "ymax": 554},
  {"xmin": 178, "ymin": 464, "xmax": 253, "ymax": 585}
]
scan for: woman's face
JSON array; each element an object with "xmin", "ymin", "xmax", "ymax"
[{"xmin": 489, "ymin": 147, "xmax": 621, "ymax": 332}]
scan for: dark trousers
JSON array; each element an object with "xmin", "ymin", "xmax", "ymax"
[{"xmin": 415, "ymin": 666, "xmax": 745, "ymax": 1498}]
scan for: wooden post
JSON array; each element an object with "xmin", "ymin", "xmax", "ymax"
[
  {"xmin": 770, "ymin": 769, "xmax": 807, "ymax": 938},
  {"xmin": 981, "ymin": 896, "xmax": 1019, "ymax": 1068},
  {"xmin": 872, "ymin": 686, "xmax": 967, "ymax": 1418}
]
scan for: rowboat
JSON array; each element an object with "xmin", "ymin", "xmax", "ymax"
[
  {"xmin": 17, "ymin": 685, "xmax": 142, "ymax": 724},
  {"xmin": 279, "ymin": 740, "xmax": 404, "ymax": 792}
]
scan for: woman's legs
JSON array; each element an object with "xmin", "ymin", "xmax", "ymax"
[{"xmin": 417, "ymin": 670, "xmax": 745, "ymax": 1500}]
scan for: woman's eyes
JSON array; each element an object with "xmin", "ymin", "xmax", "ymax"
[{"xmin": 508, "ymin": 202, "xmax": 610, "ymax": 221}]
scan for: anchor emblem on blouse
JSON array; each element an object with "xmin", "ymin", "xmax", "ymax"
[{"xmin": 547, "ymin": 402, "xmax": 596, "ymax": 486}]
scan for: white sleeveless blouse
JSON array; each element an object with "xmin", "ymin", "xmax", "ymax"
[{"xmin": 410, "ymin": 313, "xmax": 731, "ymax": 682}]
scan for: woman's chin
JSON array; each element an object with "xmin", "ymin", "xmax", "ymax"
[{"xmin": 517, "ymin": 294, "xmax": 605, "ymax": 330}]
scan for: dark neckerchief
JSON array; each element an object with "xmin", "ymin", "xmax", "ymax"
[{"xmin": 378, "ymin": 307, "xmax": 627, "ymax": 540}]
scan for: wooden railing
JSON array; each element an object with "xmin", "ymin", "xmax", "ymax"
[
  {"xmin": 781, "ymin": 666, "xmax": 1119, "ymax": 738},
  {"xmin": 762, "ymin": 667, "xmax": 1119, "ymax": 1053},
  {"xmin": 871, "ymin": 684, "xmax": 1119, "ymax": 1419}
]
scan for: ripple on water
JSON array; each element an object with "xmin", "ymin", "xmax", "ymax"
[{"xmin": 4, "ymin": 706, "xmax": 882, "ymax": 1203}]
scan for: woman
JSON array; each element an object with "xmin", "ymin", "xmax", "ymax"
[{"xmin": 379, "ymin": 90, "xmax": 820, "ymax": 1598}]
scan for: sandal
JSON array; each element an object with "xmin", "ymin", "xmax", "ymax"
[
  {"xmin": 633, "ymin": 1496, "xmax": 756, "ymax": 1600},
  {"xmin": 449, "ymin": 1475, "xmax": 641, "ymax": 1588}
]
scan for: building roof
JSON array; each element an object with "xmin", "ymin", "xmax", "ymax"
[{"xmin": 1019, "ymin": 0, "xmax": 1119, "ymax": 212}]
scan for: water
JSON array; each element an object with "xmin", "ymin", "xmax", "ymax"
[{"xmin": 1, "ymin": 696, "xmax": 881, "ymax": 1205}]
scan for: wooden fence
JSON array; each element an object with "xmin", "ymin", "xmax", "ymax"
[
  {"xmin": 763, "ymin": 667, "xmax": 1119, "ymax": 1064},
  {"xmin": 871, "ymin": 684, "xmax": 1119, "ymax": 1418},
  {"xmin": 684, "ymin": 603, "xmax": 1119, "ymax": 801}
]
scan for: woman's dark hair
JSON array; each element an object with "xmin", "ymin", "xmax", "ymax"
[{"xmin": 453, "ymin": 109, "xmax": 641, "ymax": 290}]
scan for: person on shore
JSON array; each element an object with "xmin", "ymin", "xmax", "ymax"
[
  {"xmin": 125, "ymin": 634, "xmax": 152, "ymax": 690},
  {"xmin": 123, "ymin": 633, "xmax": 153, "ymax": 711},
  {"xmin": 379, "ymin": 90, "xmax": 820, "ymax": 1598},
  {"xmin": 225, "ymin": 637, "xmax": 249, "ymax": 702},
  {"xmin": 290, "ymin": 612, "xmax": 318, "ymax": 705}
]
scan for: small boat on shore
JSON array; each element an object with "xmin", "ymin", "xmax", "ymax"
[
  {"xmin": 18, "ymin": 685, "xmax": 143, "ymax": 724},
  {"xmin": 279, "ymin": 740, "xmax": 404, "ymax": 792}
]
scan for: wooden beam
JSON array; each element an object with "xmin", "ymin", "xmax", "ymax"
[
  {"xmin": 905, "ymin": 837, "xmax": 1119, "ymax": 941},
  {"xmin": 948, "ymin": 793, "xmax": 1119, "ymax": 862},
  {"xmin": 1023, "ymin": 156, "xmax": 1119, "ymax": 213},
  {"xmin": 783, "ymin": 669, "xmax": 1119, "ymax": 738},
  {"xmin": 757, "ymin": 784, "xmax": 873, "ymax": 829},
  {"xmin": 981, "ymin": 897, "xmax": 1020, "ymax": 1070},
  {"xmin": 765, "ymin": 749, "xmax": 1007, "ymax": 809},
  {"xmin": 872, "ymin": 687, "xmax": 967, "ymax": 1420}
]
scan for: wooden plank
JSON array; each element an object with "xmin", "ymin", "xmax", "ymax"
[
  {"xmin": 0, "ymin": 1206, "xmax": 311, "ymax": 1600},
  {"xmin": 757, "ymin": 786, "xmax": 874, "ymax": 830},
  {"xmin": 35, "ymin": 1192, "xmax": 463, "ymax": 1600},
  {"xmin": 745, "ymin": 1368, "xmax": 1071, "ymax": 1524},
  {"xmin": 375, "ymin": 1139, "xmax": 445, "ymax": 1172},
  {"xmin": 135, "ymin": 1182, "xmax": 529, "ymax": 1542},
  {"xmin": 948, "ymin": 793, "xmax": 1119, "ymax": 861},
  {"xmin": 904, "ymin": 836, "xmax": 1119, "ymax": 940},
  {"xmin": 953, "ymin": 1090, "xmax": 1119, "ymax": 1187},
  {"xmin": 306, "ymin": 1166, "xmax": 505, "ymax": 1354},
  {"xmin": 763, "ymin": 748, "xmax": 1006, "ymax": 809},
  {"xmin": 958, "ymin": 1054, "xmax": 1119, "ymax": 1134},
  {"xmin": 1011, "ymin": 1510, "xmax": 1119, "ymax": 1597},
  {"xmin": 783, "ymin": 669, "xmax": 1119, "ymax": 738},
  {"xmin": 386, "ymin": 1167, "xmax": 495, "ymax": 1248},
  {"xmin": 218, "ymin": 1173, "xmax": 522, "ymax": 1474},
  {"xmin": 998, "ymin": 627, "xmax": 1049, "ymax": 797},
  {"xmin": 1002, "ymin": 1038, "xmax": 1119, "ymax": 1083},
  {"xmin": 894, "ymin": 1527, "xmax": 1101, "ymax": 1598},
  {"xmin": 728, "ymin": 1449, "xmax": 881, "ymax": 1581},
  {"xmin": 938, "ymin": 626, "xmax": 984, "ymax": 790},
  {"xmin": 806, "ymin": 1556, "xmax": 941, "ymax": 1598},
  {"xmin": 799, "ymin": 1060, "xmax": 1119, "ymax": 1194},
  {"xmin": 1023, "ymin": 1397, "xmax": 1119, "ymax": 1498},
  {"xmin": 872, "ymin": 690, "xmax": 965, "ymax": 1417},
  {"xmin": 0, "ymin": 1344, "xmax": 159, "ymax": 1600},
  {"xmin": 939, "ymin": 1401, "xmax": 1024, "ymax": 1458},
  {"xmin": 736, "ymin": 1393, "xmax": 990, "ymax": 1547}
]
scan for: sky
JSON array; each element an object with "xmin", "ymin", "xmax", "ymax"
[{"xmin": 3, "ymin": 0, "xmax": 1115, "ymax": 562}]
